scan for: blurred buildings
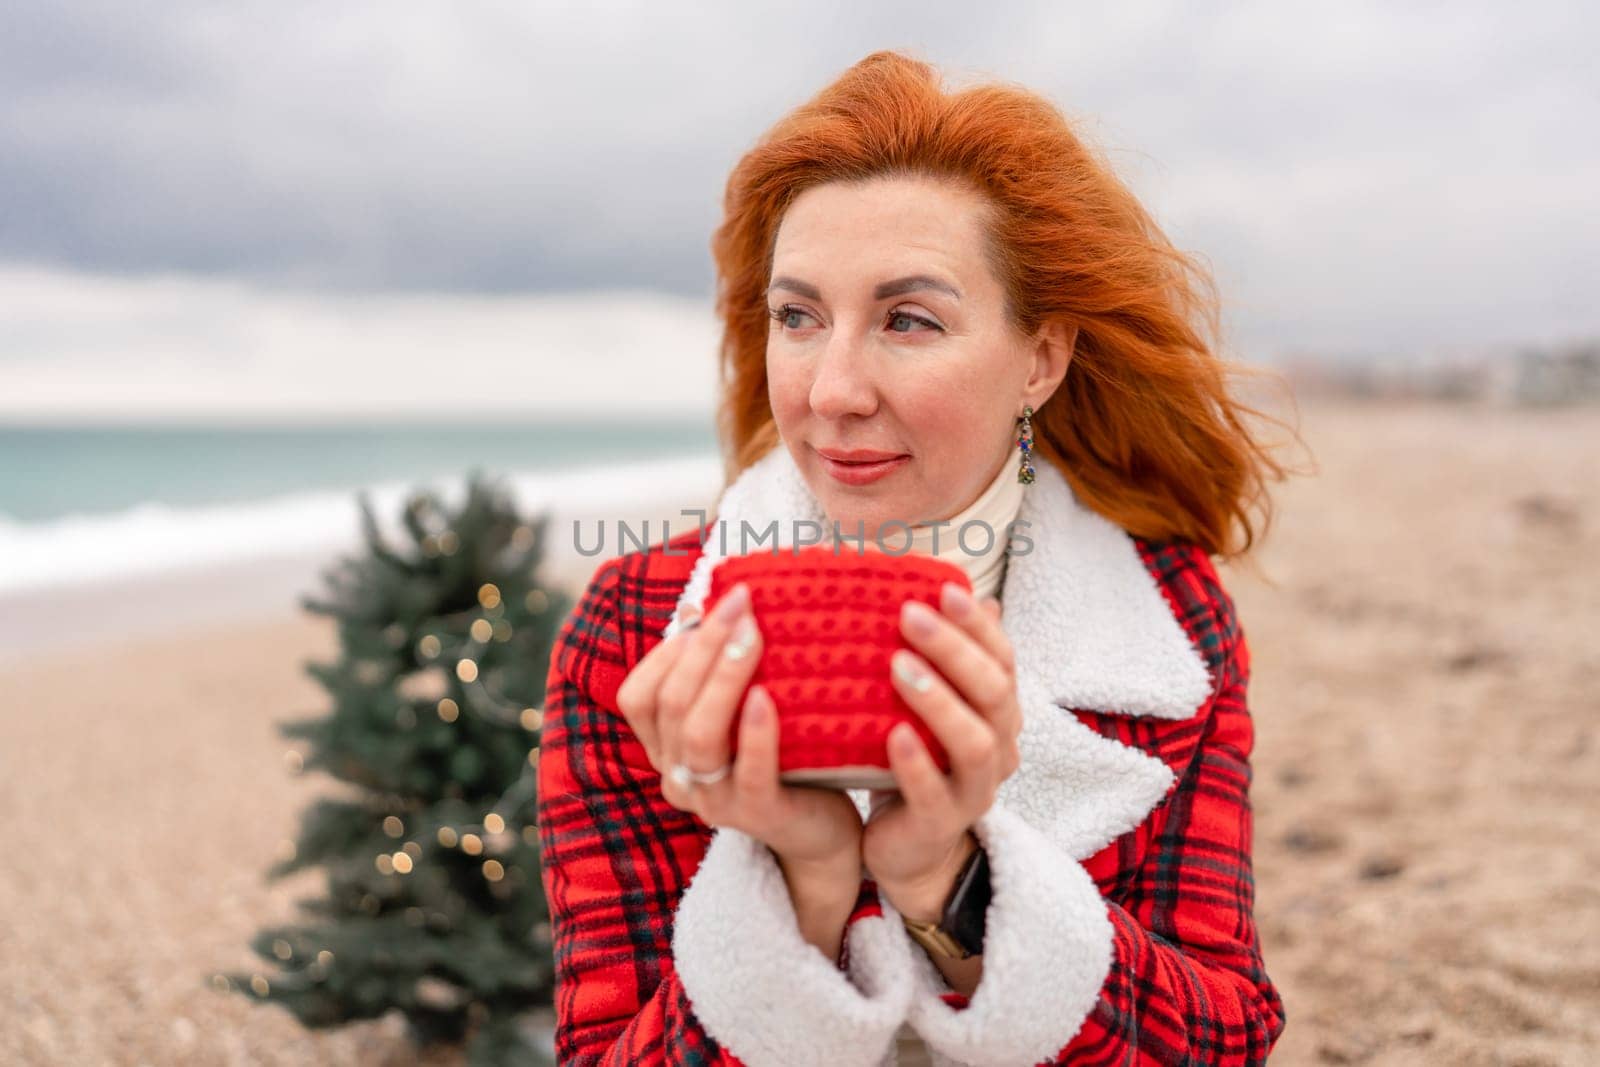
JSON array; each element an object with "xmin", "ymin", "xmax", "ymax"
[{"xmin": 1275, "ymin": 339, "xmax": 1600, "ymax": 405}]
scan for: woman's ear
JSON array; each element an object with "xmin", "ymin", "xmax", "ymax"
[{"xmin": 1024, "ymin": 320, "xmax": 1076, "ymax": 408}]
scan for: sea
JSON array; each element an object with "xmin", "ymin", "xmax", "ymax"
[{"xmin": 0, "ymin": 418, "xmax": 723, "ymax": 597}]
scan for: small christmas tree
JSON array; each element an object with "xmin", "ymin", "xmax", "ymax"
[{"xmin": 215, "ymin": 471, "xmax": 572, "ymax": 1065}]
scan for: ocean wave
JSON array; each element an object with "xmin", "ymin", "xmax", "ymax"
[{"xmin": 0, "ymin": 453, "xmax": 722, "ymax": 595}]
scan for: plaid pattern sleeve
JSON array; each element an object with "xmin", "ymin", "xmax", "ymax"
[
  {"xmin": 898, "ymin": 545, "xmax": 1287, "ymax": 1066},
  {"xmin": 537, "ymin": 551, "xmax": 915, "ymax": 1067}
]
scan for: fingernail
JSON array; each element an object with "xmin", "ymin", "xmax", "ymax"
[
  {"xmin": 892, "ymin": 651, "xmax": 933, "ymax": 693},
  {"xmin": 725, "ymin": 615, "xmax": 758, "ymax": 660},
  {"xmin": 712, "ymin": 583, "xmax": 749, "ymax": 623},
  {"xmin": 902, "ymin": 600, "xmax": 937, "ymax": 638},
  {"xmin": 745, "ymin": 687, "xmax": 769, "ymax": 725},
  {"xmin": 941, "ymin": 582, "xmax": 975, "ymax": 618}
]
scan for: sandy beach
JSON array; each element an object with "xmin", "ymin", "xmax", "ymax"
[{"xmin": 2, "ymin": 399, "xmax": 1596, "ymax": 1065}]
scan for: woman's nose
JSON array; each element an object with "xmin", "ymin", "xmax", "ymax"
[{"xmin": 807, "ymin": 332, "xmax": 879, "ymax": 419}]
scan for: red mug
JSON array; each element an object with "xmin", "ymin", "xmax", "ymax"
[{"xmin": 701, "ymin": 543, "xmax": 972, "ymax": 790}]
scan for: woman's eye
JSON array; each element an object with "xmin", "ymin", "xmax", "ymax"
[
  {"xmin": 888, "ymin": 310, "xmax": 941, "ymax": 334},
  {"xmin": 768, "ymin": 304, "xmax": 814, "ymax": 330}
]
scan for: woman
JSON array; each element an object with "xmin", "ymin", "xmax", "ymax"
[{"xmin": 538, "ymin": 50, "xmax": 1294, "ymax": 1066}]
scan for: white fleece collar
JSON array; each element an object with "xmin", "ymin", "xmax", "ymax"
[{"xmin": 662, "ymin": 442, "xmax": 1216, "ymax": 861}]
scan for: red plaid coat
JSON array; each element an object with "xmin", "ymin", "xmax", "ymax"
[{"xmin": 537, "ymin": 447, "xmax": 1286, "ymax": 1066}]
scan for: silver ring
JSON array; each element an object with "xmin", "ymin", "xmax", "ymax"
[{"xmin": 668, "ymin": 761, "xmax": 731, "ymax": 788}]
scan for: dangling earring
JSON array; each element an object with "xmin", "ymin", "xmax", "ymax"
[{"xmin": 1016, "ymin": 405, "xmax": 1035, "ymax": 485}]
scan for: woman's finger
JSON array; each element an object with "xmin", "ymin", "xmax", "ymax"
[
  {"xmin": 885, "ymin": 721, "xmax": 959, "ymax": 834},
  {"xmin": 659, "ymin": 758, "xmax": 697, "ymax": 812},
  {"xmin": 920, "ymin": 585, "xmax": 1023, "ymax": 743},
  {"xmin": 730, "ymin": 685, "xmax": 780, "ymax": 815},
  {"xmin": 939, "ymin": 582, "xmax": 1017, "ymax": 680},
  {"xmin": 656, "ymin": 583, "xmax": 752, "ymax": 766},
  {"xmin": 615, "ymin": 624, "xmax": 694, "ymax": 766},
  {"xmin": 900, "ymin": 598, "xmax": 1014, "ymax": 721},
  {"xmin": 676, "ymin": 606, "xmax": 763, "ymax": 782},
  {"xmin": 681, "ymin": 683, "xmax": 779, "ymax": 829},
  {"xmin": 889, "ymin": 648, "xmax": 998, "ymax": 795}
]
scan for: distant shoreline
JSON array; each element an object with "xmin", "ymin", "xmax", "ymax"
[{"xmin": 0, "ymin": 454, "xmax": 722, "ymax": 665}]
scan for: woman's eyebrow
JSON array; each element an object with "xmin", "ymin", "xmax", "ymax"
[{"xmin": 766, "ymin": 274, "xmax": 963, "ymax": 301}]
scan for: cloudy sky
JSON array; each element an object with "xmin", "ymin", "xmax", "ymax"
[{"xmin": 1, "ymin": 1, "xmax": 1594, "ymax": 419}]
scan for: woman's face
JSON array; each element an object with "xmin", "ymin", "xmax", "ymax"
[{"xmin": 765, "ymin": 174, "xmax": 1073, "ymax": 541}]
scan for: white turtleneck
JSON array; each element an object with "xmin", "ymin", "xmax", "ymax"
[{"xmin": 826, "ymin": 450, "xmax": 1025, "ymax": 603}]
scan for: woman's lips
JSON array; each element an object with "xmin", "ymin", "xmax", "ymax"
[{"xmin": 817, "ymin": 453, "xmax": 909, "ymax": 486}]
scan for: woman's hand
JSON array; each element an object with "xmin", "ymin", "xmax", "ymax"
[
  {"xmin": 862, "ymin": 582, "xmax": 1022, "ymax": 920},
  {"xmin": 614, "ymin": 582, "xmax": 864, "ymax": 880}
]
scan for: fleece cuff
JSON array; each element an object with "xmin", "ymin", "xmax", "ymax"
[
  {"xmin": 672, "ymin": 827, "xmax": 914, "ymax": 1067},
  {"xmin": 902, "ymin": 800, "xmax": 1115, "ymax": 1066}
]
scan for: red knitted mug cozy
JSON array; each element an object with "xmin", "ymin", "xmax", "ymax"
[{"xmin": 701, "ymin": 543, "xmax": 973, "ymax": 790}]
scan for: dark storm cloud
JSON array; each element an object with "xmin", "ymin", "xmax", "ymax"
[
  {"xmin": 0, "ymin": 1, "xmax": 1596, "ymax": 354},
  {"xmin": 0, "ymin": 2, "xmax": 782, "ymax": 294}
]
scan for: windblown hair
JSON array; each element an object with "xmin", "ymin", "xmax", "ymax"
[{"xmin": 709, "ymin": 49, "xmax": 1308, "ymax": 561}]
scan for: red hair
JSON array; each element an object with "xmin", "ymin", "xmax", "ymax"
[{"xmin": 709, "ymin": 49, "xmax": 1308, "ymax": 561}]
